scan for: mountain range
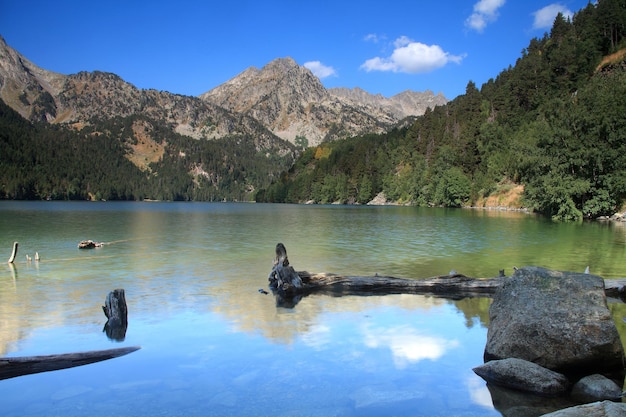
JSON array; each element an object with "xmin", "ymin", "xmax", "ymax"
[{"xmin": 0, "ymin": 35, "xmax": 447, "ymax": 151}]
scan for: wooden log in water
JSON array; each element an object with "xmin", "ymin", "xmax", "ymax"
[
  {"xmin": 297, "ymin": 271, "xmax": 505, "ymax": 298},
  {"xmin": 78, "ymin": 240, "xmax": 104, "ymax": 249},
  {"xmin": 268, "ymin": 243, "xmax": 303, "ymax": 294},
  {"xmin": 265, "ymin": 243, "xmax": 504, "ymax": 299},
  {"xmin": 604, "ymin": 278, "xmax": 626, "ymax": 299},
  {"xmin": 0, "ymin": 346, "xmax": 141, "ymax": 380},
  {"xmin": 102, "ymin": 289, "xmax": 128, "ymax": 324},
  {"xmin": 7, "ymin": 241, "xmax": 18, "ymax": 263},
  {"xmin": 102, "ymin": 289, "xmax": 128, "ymax": 341},
  {"xmin": 295, "ymin": 272, "xmax": 626, "ymax": 300},
  {"xmin": 266, "ymin": 244, "xmax": 626, "ymax": 300}
]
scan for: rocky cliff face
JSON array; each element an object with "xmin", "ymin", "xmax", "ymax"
[
  {"xmin": 0, "ymin": 36, "xmax": 66, "ymax": 122},
  {"xmin": 200, "ymin": 57, "xmax": 447, "ymax": 145},
  {"xmin": 0, "ymin": 36, "xmax": 282, "ymax": 150},
  {"xmin": 0, "ymin": 37, "xmax": 447, "ymax": 150}
]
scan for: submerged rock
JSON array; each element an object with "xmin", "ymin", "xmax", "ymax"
[{"xmin": 484, "ymin": 267, "xmax": 625, "ymax": 376}]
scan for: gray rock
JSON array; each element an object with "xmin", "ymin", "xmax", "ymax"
[
  {"xmin": 571, "ymin": 374, "xmax": 623, "ymax": 402},
  {"xmin": 540, "ymin": 400, "xmax": 626, "ymax": 416},
  {"xmin": 473, "ymin": 358, "xmax": 571, "ymax": 396},
  {"xmin": 484, "ymin": 267, "xmax": 625, "ymax": 375}
]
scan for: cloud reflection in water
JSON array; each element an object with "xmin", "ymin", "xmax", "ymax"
[{"xmin": 362, "ymin": 324, "xmax": 460, "ymax": 368}]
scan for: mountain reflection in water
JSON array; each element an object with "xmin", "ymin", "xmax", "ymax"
[{"xmin": 1, "ymin": 202, "xmax": 624, "ymax": 416}]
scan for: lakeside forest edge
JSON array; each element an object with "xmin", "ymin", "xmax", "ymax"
[{"xmin": 1, "ymin": 1, "xmax": 625, "ymax": 221}]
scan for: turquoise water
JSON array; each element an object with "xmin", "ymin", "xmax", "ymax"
[{"xmin": 0, "ymin": 202, "xmax": 625, "ymax": 416}]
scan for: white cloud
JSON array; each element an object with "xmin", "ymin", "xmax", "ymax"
[
  {"xmin": 303, "ymin": 61, "xmax": 337, "ymax": 79},
  {"xmin": 360, "ymin": 37, "xmax": 464, "ymax": 74},
  {"xmin": 364, "ymin": 33, "xmax": 380, "ymax": 43},
  {"xmin": 465, "ymin": 0, "xmax": 506, "ymax": 32},
  {"xmin": 532, "ymin": 4, "xmax": 574, "ymax": 30}
]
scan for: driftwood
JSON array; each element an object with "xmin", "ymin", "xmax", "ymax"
[
  {"xmin": 78, "ymin": 240, "xmax": 104, "ymax": 249},
  {"xmin": 264, "ymin": 244, "xmax": 626, "ymax": 301},
  {"xmin": 604, "ymin": 279, "xmax": 626, "ymax": 299},
  {"xmin": 268, "ymin": 243, "xmax": 303, "ymax": 294},
  {"xmin": 0, "ymin": 346, "xmax": 140, "ymax": 380},
  {"xmin": 294, "ymin": 272, "xmax": 626, "ymax": 300},
  {"xmin": 264, "ymin": 243, "xmax": 505, "ymax": 302},
  {"xmin": 297, "ymin": 271, "xmax": 505, "ymax": 298},
  {"xmin": 7, "ymin": 241, "xmax": 18, "ymax": 263},
  {"xmin": 102, "ymin": 289, "xmax": 128, "ymax": 341}
]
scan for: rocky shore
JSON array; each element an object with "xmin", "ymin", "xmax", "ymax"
[
  {"xmin": 265, "ymin": 244, "xmax": 626, "ymax": 416},
  {"xmin": 473, "ymin": 267, "xmax": 626, "ymax": 416}
]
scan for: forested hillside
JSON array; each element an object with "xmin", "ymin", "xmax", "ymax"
[
  {"xmin": 257, "ymin": 0, "xmax": 626, "ymax": 221},
  {"xmin": 0, "ymin": 100, "xmax": 295, "ymax": 201}
]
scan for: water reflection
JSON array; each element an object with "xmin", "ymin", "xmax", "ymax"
[
  {"xmin": 1, "ymin": 202, "xmax": 625, "ymax": 416},
  {"xmin": 362, "ymin": 324, "xmax": 460, "ymax": 368},
  {"xmin": 487, "ymin": 383, "xmax": 579, "ymax": 416}
]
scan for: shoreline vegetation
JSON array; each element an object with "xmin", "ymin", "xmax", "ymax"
[{"xmin": 2, "ymin": 3, "xmax": 626, "ymax": 223}]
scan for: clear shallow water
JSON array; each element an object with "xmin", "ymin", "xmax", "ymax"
[{"xmin": 0, "ymin": 202, "xmax": 625, "ymax": 416}]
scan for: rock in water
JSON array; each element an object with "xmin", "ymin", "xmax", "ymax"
[
  {"xmin": 472, "ymin": 358, "xmax": 570, "ymax": 396},
  {"xmin": 571, "ymin": 374, "xmax": 623, "ymax": 402},
  {"xmin": 540, "ymin": 400, "xmax": 626, "ymax": 417},
  {"xmin": 484, "ymin": 266, "xmax": 625, "ymax": 376}
]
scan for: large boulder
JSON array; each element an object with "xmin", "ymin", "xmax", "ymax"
[{"xmin": 484, "ymin": 267, "xmax": 625, "ymax": 376}]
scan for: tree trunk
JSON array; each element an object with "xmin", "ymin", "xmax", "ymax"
[
  {"xmin": 0, "ymin": 346, "xmax": 140, "ymax": 380},
  {"xmin": 297, "ymin": 271, "xmax": 505, "ymax": 298}
]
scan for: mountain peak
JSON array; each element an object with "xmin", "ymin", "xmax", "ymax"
[
  {"xmin": 265, "ymin": 56, "xmax": 299, "ymax": 70},
  {"xmin": 199, "ymin": 56, "xmax": 447, "ymax": 145},
  {"xmin": 200, "ymin": 57, "xmax": 331, "ymax": 143}
]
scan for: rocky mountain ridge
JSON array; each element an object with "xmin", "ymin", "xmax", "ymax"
[
  {"xmin": 200, "ymin": 57, "xmax": 447, "ymax": 145},
  {"xmin": 0, "ymin": 36, "xmax": 447, "ymax": 150},
  {"xmin": 328, "ymin": 87, "xmax": 448, "ymax": 120},
  {"xmin": 0, "ymin": 37, "xmax": 282, "ymax": 148}
]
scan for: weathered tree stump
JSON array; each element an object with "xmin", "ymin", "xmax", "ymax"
[
  {"xmin": 102, "ymin": 289, "xmax": 128, "ymax": 341},
  {"xmin": 268, "ymin": 243, "xmax": 303, "ymax": 295}
]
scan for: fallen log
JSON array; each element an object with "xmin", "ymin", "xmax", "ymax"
[
  {"xmin": 0, "ymin": 346, "xmax": 141, "ymax": 380},
  {"xmin": 294, "ymin": 272, "xmax": 626, "ymax": 300},
  {"xmin": 266, "ymin": 243, "xmax": 502, "ymax": 299},
  {"xmin": 266, "ymin": 244, "xmax": 626, "ymax": 301},
  {"xmin": 297, "ymin": 271, "xmax": 505, "ymax": 298}
]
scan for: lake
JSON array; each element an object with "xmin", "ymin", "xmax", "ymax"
[{"xmin": 1, "ymin": 201, "xmax": 625, "ymax": 416}]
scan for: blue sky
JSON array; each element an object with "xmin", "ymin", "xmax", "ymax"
[{"xmin": 1, "ymin": 0, "xmax": 591, "ymax": 100}]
